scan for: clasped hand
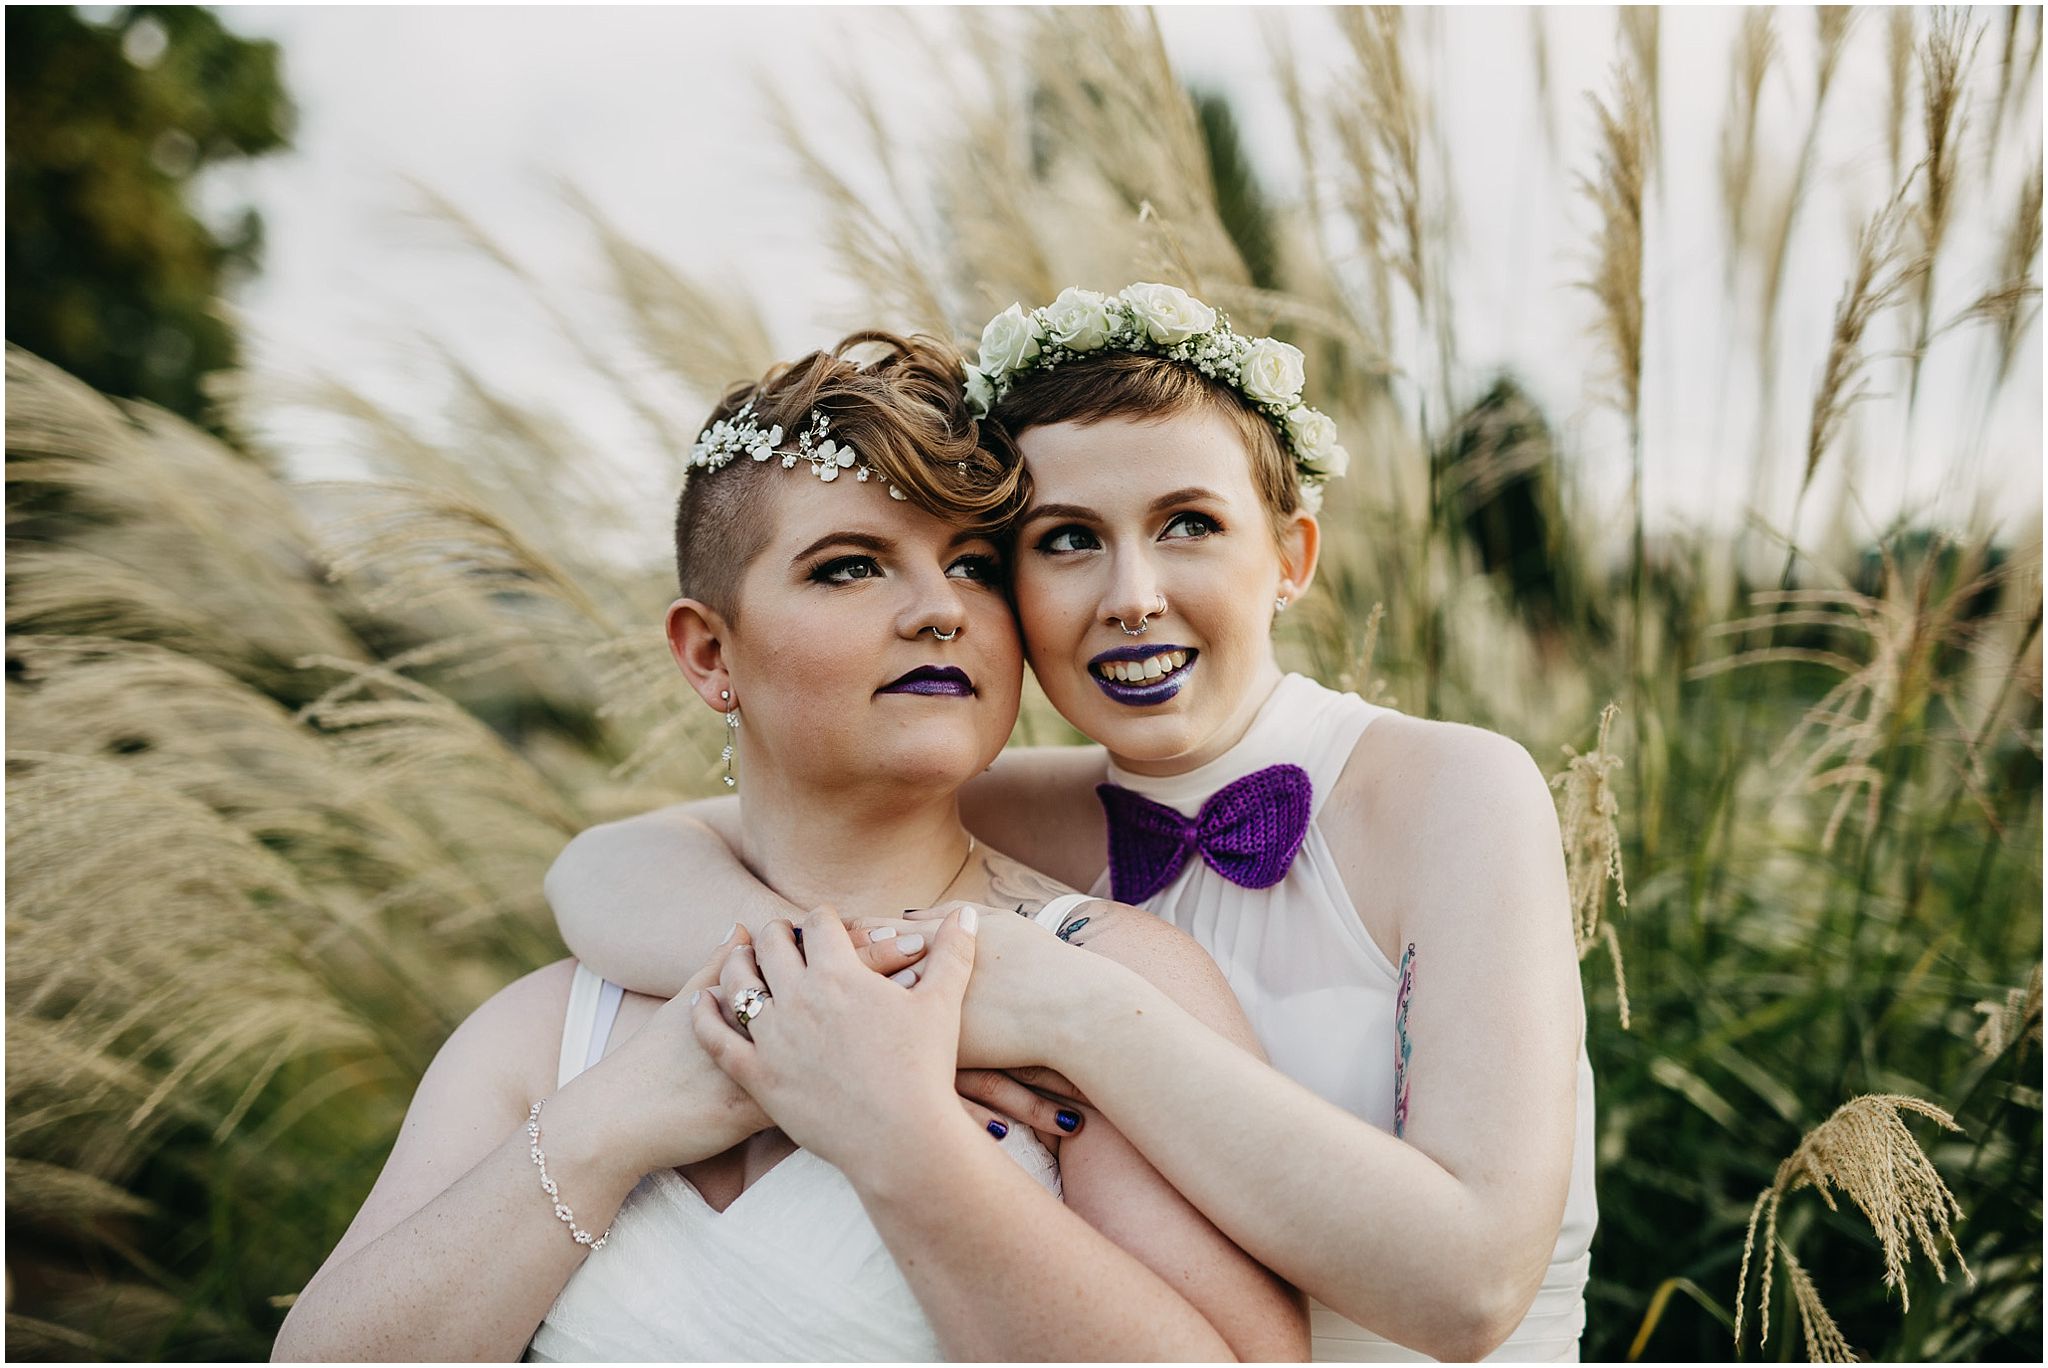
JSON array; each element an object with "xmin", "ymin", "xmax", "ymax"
[{"xmin": 691, "ymin": 907, "xmax": 1089, "ymax": 1170}]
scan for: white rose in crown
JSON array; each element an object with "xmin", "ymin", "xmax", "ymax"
[
  {"xmin": 1240, "ymin": 339, "xmax": 1307, "ymax": 406},
  {"xmin": 977, "ymin": 303, "xmax": 1044, "ymax": 376},
  {"xmin": 1284, "ymin": 406, "xmax": 1339, "ymax": 463},
  {"xmin": 963, "ymin": 364, "xmax": 995, "ymax": 416},
  {"xmin": 1119, "ymin": 282, "xmax": 1217, "ymax": 344},
  {"xmin": 1323, "ymin": 444, "xmax": 1352, "ymax": 479},
  {"xmin": 1042, "ymin": 287, "xmax": 1113, "ymax": 351}
]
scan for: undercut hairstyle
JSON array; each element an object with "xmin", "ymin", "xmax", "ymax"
[
  {"xmin": 986, "ymin": 352, "xmax": 1301, "ymax": 539},
  {"xmin": 673, "ymin": 331, "xmax": 1024, "ymax": 623}
]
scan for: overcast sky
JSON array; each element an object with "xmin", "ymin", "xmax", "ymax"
[{"xmin": 195, "ymin": 5, "xmax": 2041, "ymax": 552}]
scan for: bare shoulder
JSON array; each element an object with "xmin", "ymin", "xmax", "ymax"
[
  {"xmin": 960, "ymin": 745, "xmax": 1112, "ymax": 892},
  {"xmin": 438, "ymin": 958, "xmax": 582, "ymax": 1106},
  {"xmin": 1332, "ymin": 713, "xmax": 1554, "ymax": 847}
]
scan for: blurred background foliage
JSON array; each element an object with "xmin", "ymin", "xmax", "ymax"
[
  {"xmin": 5, "ymin": 5, "xmax": 291, "ymax": 440},
  {"xmin": 5, "ymin": 5, "xmax": 2042, "ymax": 1362}
]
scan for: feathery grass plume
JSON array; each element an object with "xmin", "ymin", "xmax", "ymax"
[
  {"xmin": 1908, "ymin": 8, "xmax": 1988, "ymax": 405},
  {"xmin": 1576, "ymin": 60, "xmax": 1647, "ymax": 429},
  {"xmin": 561, "ymin": 184, "xmax": 780, "ymax": 432},
  {"xmin": 1549, "ymin": 703, "xmax": 1630, "ymax": 1028},
  {"xmin": 1937, "ymin": 164, "xmax": 2043, "ymax": 390},
  {"xmin": 1019, "ymin": 8, "xmax": 1250, "ymax": 295},
  {"xmin": 1735, "ymin": 1094, "xmax": 1971, "ymax": 1350},
  {"xmin": 1886, "ymin": 8, "xmax": 1916, "ymax": 187},
  {"xmin": 761, "ymin": 78, "xmax": 952, "ymax": 338},
  {"xmin": 1618, "ymin": 6, "xmax": 1661, "ymax": 181},
  {"xmin": 404, "ymin": 180, "xmax": 691, "ymax": 466},
  {"xmin": 1335, "ymin": 601, "xmax": 1398, "ymax": 708},
  {"xmin": 1779, "ymin": 1240, "xmax": 1859, "ymax": 1363},
  {"xmin": 1697, "ymin": 534, "xmax": 2008, "ymax": 849},
  {"xmin": 1973, "ymin": 964, "xmax": 2044, "ymax": 1057},
  {"xmin": 5, "ymin": 348, "xmax": 367, "ymax": 685},
  {"xmin": 1719, "ymin": 9, "xmax": 1778, "ymax": 277},
  {"xmin": 1802, "ymin": 175, "xmax": 1927, "ymax": 494}
]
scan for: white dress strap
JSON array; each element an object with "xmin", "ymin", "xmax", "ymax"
[
  {"xmin": 1030, "ymin": 891, "xmax": 1100, "ymax": 934},
  {"xmin": 554, "ymin": 962, "xmax": 626, "ymax": 1089}
]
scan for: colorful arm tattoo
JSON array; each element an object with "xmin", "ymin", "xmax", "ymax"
[{"xmin": 1393, "ymin": 941, "xmax": 1416, "ymax": 1138}]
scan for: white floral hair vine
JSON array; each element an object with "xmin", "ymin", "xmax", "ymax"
[
  {"xmin": 965, "ymin": 283, "xmax": 1350, "ymax": 511},
  {"xmin": 687, "ymin": 399, "xmax": 909, "ymax": 500}
]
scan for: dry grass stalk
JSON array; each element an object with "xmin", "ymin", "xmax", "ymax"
[
  {"xmin": 1699, "ymin": 536, "xmax": 2006, "ymax": 849},
  {"xmin": 1736, "ymin": 1093, "xmax": 1972, "ymax": 1350},
  {"xmin": 1909, "ymin": 8, "xmax": 1988, "ymax": 398},
  {"xmin": 1973, "ymin": 964, "xmax": 2043, "ymax": 1057},
  {"xmin": 1549, "ymin": 703, "xmax": 1631, "ymax": 1028},
  {"xmin": 1618, "ymin": 6, "xmax": 1661, "ymax": 177},
  {"xmin": 1779, "ymin": 1240, "xmax": 1859, "ymax": 1363},
  {"xmin": 1939, "ymin": 165, "xmax": 2043, "ymax": 387},
  {"xmin": 1886, "ymin": 9, "xmax": 1916, "ymax": 186},
  {"xmin": 1576, "ymin": 60, "xmax": 1648, "ymax": 427},
  {"xmin": 1719, "ymin": 9, "xmax": 1778, "ymax": 272},
  {"xmin": 1335, "ymin": 601, "xmax": 1398, "ymax": 709},
  {"xmin": 1337, "ymin": 6, "xmax": 1428, "ymax": 315},
  {"xmin": 1803, "ymin": 175, "xmax": 1927, "ymax": 493}
]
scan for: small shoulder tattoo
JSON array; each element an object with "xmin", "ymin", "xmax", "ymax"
[
  {"xmin": 982, "ymin": 850, "xmax": 1077, "ymax": 918},
  {"xmin": 1393, "ymin": 941, "xmax": 1416, "ymax": 1138}
]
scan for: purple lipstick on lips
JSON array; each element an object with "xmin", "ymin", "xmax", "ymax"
[
  {"xmin": 1088, "ymin": 643, "xmax": 1197, "ymax": 707},
  {"xmin": 879, "ymin": 665, "xmax": 975, "ymax": 698}
]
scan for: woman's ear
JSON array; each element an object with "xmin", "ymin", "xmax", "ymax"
[
  {"xmin": 665, "ymin": 598, "xmax": 734, "ymax": 712},
  {"xmin": 1275, "ymin": 507, "xmax": 1321, "ymax": 605}
]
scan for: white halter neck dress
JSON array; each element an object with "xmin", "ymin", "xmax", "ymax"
[
  {"xmin": 1087, "ymin": 672, "xmax": 1598, "ymax": 1362},
  {"xmin": 525, "ymin": 962, "xmax": 1065, "ymax": 1362}
]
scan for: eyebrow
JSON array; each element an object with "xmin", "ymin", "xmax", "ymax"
[
  {"xmin": 788, "ymin": 527, "xmax": 997, "ymax": 565},
  {"xmin": 1018, "ymin": 486, "xmax": 1228, "ymax": 525}
]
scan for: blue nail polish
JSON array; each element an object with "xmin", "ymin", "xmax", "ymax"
[
  {"xmin": 1055, "ymin": 1109, "xmax": 1081, "ymax": 1133},
  {"xmin": 792, "ymin": 927, "xmax": 803, "ymax": 950},
  {"xmin": 986, "ymin": 1119, "xmax": 1008, "ymax": 1140}
]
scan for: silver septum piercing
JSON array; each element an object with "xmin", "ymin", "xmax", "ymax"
[
  {"xmin": 1118, "ymin": 595, "xmax": 1168, "ymax": 636},
  {"xmin": 925, "ymin": 626, "xmax": 959, "ymax": 641}
]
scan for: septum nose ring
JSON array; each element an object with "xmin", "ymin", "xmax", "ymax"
[
  {"xmin": 925, "ymin": 625, "xmax": 959, "ymax": 641},
  {"xmin": 1116, "ymin": 595, "xmax": 1168, "ymax": 636}
]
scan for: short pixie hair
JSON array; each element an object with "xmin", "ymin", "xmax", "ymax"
[
  {"xmin": 674, "ymin": 331, "xmax": 1024, "ymax": 622},
  {"xmin": 984, "ymin": 351, "xmax": 1302, "ymax": 537}
]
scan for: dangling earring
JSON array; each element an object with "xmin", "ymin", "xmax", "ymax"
[{"xmin": 719, "ymin": 689, "xmax": 739, "ymax": 789}]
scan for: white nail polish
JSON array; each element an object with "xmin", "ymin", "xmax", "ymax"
[
  {"xmin": 723, "ymin": 922, "xmax": 740, "ymax": 944},
  {"xmin": 890, "ymin": 966, "xmax": 920, "ymax": 988},
  {"xmin": 897, "ymin": 933, "xmax": 926, "ymax": 954},
  {"xmin": 868, "ymin": 926, "xmax": 897, "ymax": 942},
  {"xmin": 960, "ymin": 905, "xmax": 979, "ymax": 936},
  {"xmin": 689, "ymin": 990, "xmax": 701, "ymax": 1006}
]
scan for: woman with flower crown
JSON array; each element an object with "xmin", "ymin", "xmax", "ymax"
[
  {"xmin": 272, "ymin": 332, "xmax": 1307, "ymax": 1362},
  {"xmin": 552, "ymin": 284, "xmax": 1598, "ymax": 1362}
]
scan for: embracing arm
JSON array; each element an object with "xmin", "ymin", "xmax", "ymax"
[
  {"xmin": 547, "ymin": 799, "xmax": 797, "ymax": 997},
  {"xmin": 994, "ymin": 729, "xmax": 1581, "ymax": 1362},
  {"xmin": 275, "ymin": 956, "xmax": 758, "ymax": 1361},
  {"xmin": 549, "ymin": 745, "xmax": 1109, "ymax": 995},
  {"xmin": 273, "ymin": 963, "xmax": 634, "ymax": 1361},
  {"xmin": 869, "ymin": 917, "xmax": 1305, "ymax": 1362}
]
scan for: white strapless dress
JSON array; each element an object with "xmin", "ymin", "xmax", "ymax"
[{"xmin": 525, "ymin": 962, "xmax": 1063, "ymax": 1362}]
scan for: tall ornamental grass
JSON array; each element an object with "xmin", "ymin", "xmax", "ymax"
[{"xmin": 6, "ymin": 7, "xmax": 2039, "ymax": 1360}]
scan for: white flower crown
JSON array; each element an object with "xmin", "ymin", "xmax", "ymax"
[
  {"xmin": 965, "ymin": 283, "xmax": 1349, "ymax": 510},
  {"xmin": 687, "ymin": 399, "xmax": 908, "ymax": 500}
]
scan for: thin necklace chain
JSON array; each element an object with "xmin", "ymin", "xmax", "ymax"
[{"xmin": 926, "ymin": 834, "xmax": 978, "ymax": 908}]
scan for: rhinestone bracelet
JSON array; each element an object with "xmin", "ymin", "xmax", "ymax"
[{"xmin": 526, "ymin": 1098, "xmax": 611, "ymax": 1250}]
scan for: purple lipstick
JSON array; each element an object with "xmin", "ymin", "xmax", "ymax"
[
  {"xmin": 1087, "ymin": 644, "xmax": 1197, "ymax": 707},
  {"xmin": 879, "ymin": 665, "xmax": 975, "ymax": 698}
]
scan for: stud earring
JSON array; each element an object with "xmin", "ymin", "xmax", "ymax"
[
  {"xmin": 1275, "ymin": 596, "xmax": 1290, "ymax": 614},
  {"xmin": 719, "ymin": 689, "xmax": 739, "ymax": 789}
]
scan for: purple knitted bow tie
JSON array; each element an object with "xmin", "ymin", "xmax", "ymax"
[{"xmin": 1097, "ymin": 764, "xmax": 1314, "ymax": 905}]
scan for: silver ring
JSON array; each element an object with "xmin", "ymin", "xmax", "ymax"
[
  {"xmin": 925, "ymin": 626, "xmax": 959, "ymax": 641},
  {"xmin": 732, "ymin": 985, "xmax": 770, "ymax": 1035}
]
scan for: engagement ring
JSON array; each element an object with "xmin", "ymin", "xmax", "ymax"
[{"xmin": 732, "ymin": 986, "xmax": 771, "ymax": 1035}]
